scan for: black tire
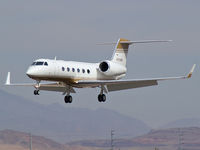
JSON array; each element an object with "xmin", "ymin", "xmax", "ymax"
[
  {"xmin": 98, "ymin": 94, "xmax": 102, "ymax": 102},
  {"xmin": 34, "ymin": 90, "xmax": 39, "ymax": 95},
  {"xmin": 102, "ymin": 94, "xmax": 106, "ymax": 102},
  {"xmin": 64, "ymin": 95, "xmax": 73, "ymax": 103},
  {"xmin": 68, "ymin": 96, "xmax": 73, "ymax": 103},
  {"xmin": 64, "ymin": 96, "xmax": 68, "ymax": 103},
  {"xmin": 98, "ymin": 94, "xmax": 106, "ymax": 102}
]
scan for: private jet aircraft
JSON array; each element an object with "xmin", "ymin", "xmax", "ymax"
[{"xmin": 5, "ymin": 38, "xmax": 195, "ymax": 103}]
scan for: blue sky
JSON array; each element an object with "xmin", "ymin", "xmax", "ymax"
[{"xmin": 0, "ymin": 0, "xmax": 200, "ymax": 128}]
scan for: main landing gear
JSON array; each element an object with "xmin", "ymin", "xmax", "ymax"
[
  {"xmin": 64, "ymin": 95, "xmax": 73, "ymax": 103},
  {"xmin": 98, "ymin": 94, "xmax": 106, "ymax": 102},
  {"xmin": 98, "ymin": 85, "xmax": 107, "ymax": 102}
]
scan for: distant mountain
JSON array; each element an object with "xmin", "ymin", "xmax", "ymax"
[
  {"xmin": 69, "ymin": 127, "xmax": 200, "ymax": 150},
  {"xmin": 0, "ymin": 129, "xmax": 66, "ymax": 150},
  {"xmin": 1, "ymin": 128, "xmax": 200, "ymax": 150},
  {"xmin": 0, "ymin": 89, "xmax": 150, "ymax": 143},
  {"xmin": 0, "ymin": 129, "xmax": 95, "ymax": 150},
  {"xmin": 162, "ymin": 118, "xmax": 200, "ymax": 128},
  {"xmin": 130, "ymin": 127, "xmax": 200, "ymax": 146}
]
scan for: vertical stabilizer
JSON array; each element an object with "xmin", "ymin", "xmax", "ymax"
[{"xmin": 111, "ymin": 38, "xmax": 130, "ymax": 67}]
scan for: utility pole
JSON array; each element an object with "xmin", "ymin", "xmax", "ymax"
[
  {"xmin": 111, "ymin": 130, "xmax": 114, "ymax": 150},
  {"xmin": 178, "ymin": 128, "xmax": 184, "ymax": 150},
  {"xmin": 29, "ymin": 133, "xmax": 32, "ymax": 150}
]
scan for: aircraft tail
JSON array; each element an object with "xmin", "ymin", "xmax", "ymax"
[
  {"xmin": 111, "ymin": 38, "xmax": 130, "ymax": 67},
  {"xmin": 111, "ymin": 38, "xmax": 172, "ymax": 67}
]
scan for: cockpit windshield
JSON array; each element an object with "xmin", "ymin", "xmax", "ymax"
[
  {"xmin": 31, "ymin": 61, "xmax": 48, "ymax": 66},
  {"xmin": 36, "ymin": 62, "xmax": 44, "ymax": 65}
]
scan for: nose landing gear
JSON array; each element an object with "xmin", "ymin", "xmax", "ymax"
[
  {"xmin": 33, "ymin": 80, "xmax": 40, "ymax": 95},
  {"xmin": 34, "ymin": 90, "xmax": 40, "ymax": 95}
]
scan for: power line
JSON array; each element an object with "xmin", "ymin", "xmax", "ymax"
[{"xmin": 178, "ymin": 128, "xmax": 184, "ymax": 150}]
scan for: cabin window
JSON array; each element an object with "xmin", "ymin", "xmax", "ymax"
[
  {"xmin": 82, "ymin": 69, "xmax": 85, "ymax": 73},
  {"xmin": 62, "ymin": 67, "xmax": 65, "ymax": 71},
  {"xmin": 87, "ymin": 69, "xmax": 90, "ymax": 74},
  {"xmin": 44, "ymin": 62, "xmax": 48, "ymax": 66},
  {"xmin": 72, "ymin": 68, "xmax": 75, "ymax": 72},
  {"xmin": 35, "ymin": 62, "xmax": 44, "ymax": 65},
  {"xmin": 67, "ymin": 67, "xmax": 70, "ymax": 72},
  {"xmin": 77, "ymin": 68, "xmax": 80, "ymax": 73}
]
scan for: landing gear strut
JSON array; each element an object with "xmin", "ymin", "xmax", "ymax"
[
  {"xmin": 63, "ymin": 85, "xmax": 73, "ymax": 104},
  {"xmin": 64, "ymin": 95, "xmax": 73, "ymax": 103},
  {"xmin": 34, "ymin": 80, "xmax": 40, "ymax": 95},
  {"xmin": 98, "ymin": 94, "xmax": 106, "ymax": 102}
]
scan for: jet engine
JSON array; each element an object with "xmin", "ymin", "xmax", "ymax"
[{"xmin": 98, "ymin": 60, "xmax": 126, "ymax": 76}]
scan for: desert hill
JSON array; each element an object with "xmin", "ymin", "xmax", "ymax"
[
  {"xmin": 69, "ymin": 127, "xmax": 200, "ymax": 150},
  {"xmin": 0, "ymin": 128, "xmax": 200, "ymax": 150},
  {"xmin": 0, "ymin": 129, "xmax": 66, "ymax": 150},
  {"xmin": 0, "ymin": 129, "xmax": 98, "ymax": 150},
  {"xmin": 0, "ymin": 89, "xmax": 150, "ymax": 142}
]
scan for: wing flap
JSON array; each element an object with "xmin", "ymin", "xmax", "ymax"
[
  {"xmin": 107, "ymin": 80, "xmax": 158, "ymax": 92},
  {"xmin": 77, "ymin": 79, "xmax": 158, "ymax": 92}
]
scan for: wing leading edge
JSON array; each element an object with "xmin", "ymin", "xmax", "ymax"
[{"xmin": 77, "ymin": 64, "xmax": 196, "ymax": 92}]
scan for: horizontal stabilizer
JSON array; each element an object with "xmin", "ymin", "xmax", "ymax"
[
  {"xmin": 120, "ymin": 40, "xmax": 172, "ymax": 45},
  {"xmin": 97, "ymin": 40, "xmax": 172, "ymax": 45}
]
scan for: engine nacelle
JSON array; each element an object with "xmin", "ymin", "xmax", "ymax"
[{"xmin": 99, "ymin": 60, "xmax": 127, "ymax": 76}]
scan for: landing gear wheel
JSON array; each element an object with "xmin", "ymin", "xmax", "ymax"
[
  {"xmin": 102, "ymin": 94, "xmax": 106, "ymax": 102},
  {"xmin": 98, "ymin": 94, "xmax": 106, "ymax": 102},
  {"xmin": 64, "ymin": 95, "xmax": 73, "ymax": 103},
  {"xmin": 34, "ymin": 90, "xmax": 39, "ymax": 95},
  {"xmin": 68, "ymin": 96, "xmax": 72, "ymax": 103}
]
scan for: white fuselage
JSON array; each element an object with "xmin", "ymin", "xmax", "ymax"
[{"xmin": 26, "ymin": 59, "xmax": 127, "ymax": 86}]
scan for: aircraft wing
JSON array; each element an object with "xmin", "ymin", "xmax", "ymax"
[
  {"xmin": 77, "ymin": 64, "xmax": 196, "ymax": 92},
  {"xmin": 5, "ymin": 73, "xmax": 76, "ymax": 93},
  {"xmin": 5, "ymin": 64, "xmax": 195, "ymax": 93}
]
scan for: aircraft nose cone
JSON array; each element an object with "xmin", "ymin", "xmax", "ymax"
[
  {"xmin": 26, "ymin": 69, "xmax": 32, "ymax": 76},
  {"xmin": 26, "ymin": 68, "xmax": 37, "ymax": 77}
]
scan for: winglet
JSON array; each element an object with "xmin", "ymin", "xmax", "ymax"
[
  {"xmin": 5, "ymin": 72, "xmax": 11, "ymax": 85},
  {"xmin": 187, "ymin": 64, "xmax": 196, "ymax": 78}
]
